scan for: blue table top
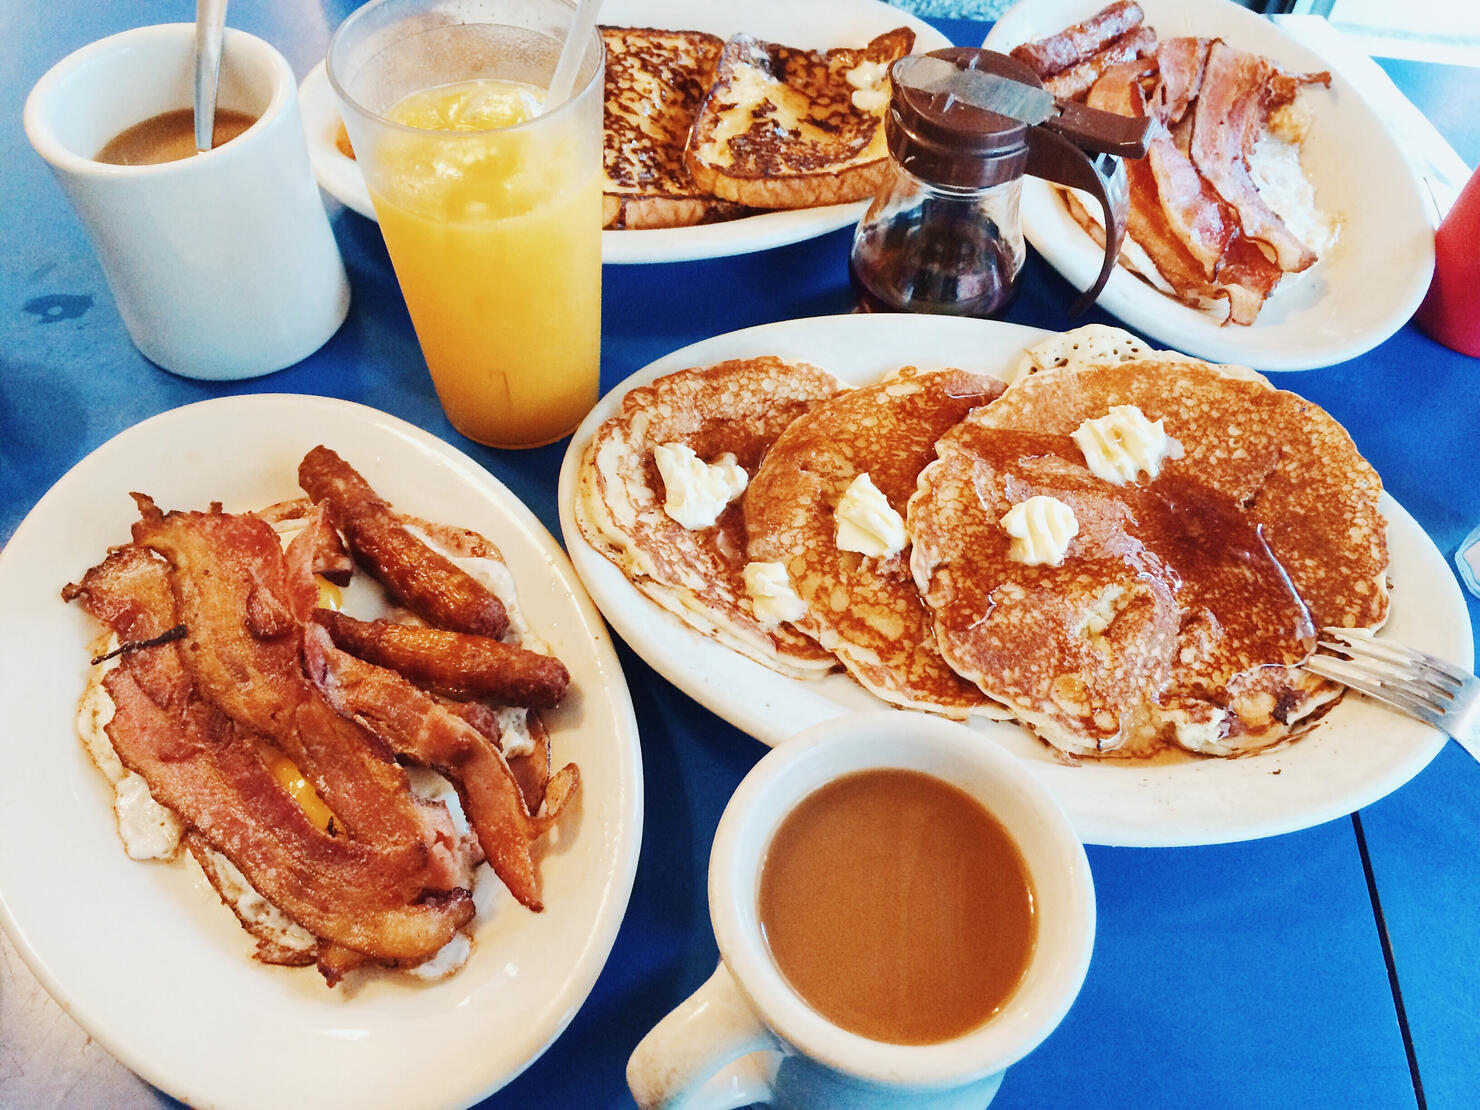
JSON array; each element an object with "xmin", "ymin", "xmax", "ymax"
[{"xmin": 2, "ymin": 5, "xmax": 1477, "ymax": 1109}]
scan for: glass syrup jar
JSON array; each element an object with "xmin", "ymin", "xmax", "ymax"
[{"xmin": 851, "ymin": 48, "xmax": 1148, "ymax": 319}]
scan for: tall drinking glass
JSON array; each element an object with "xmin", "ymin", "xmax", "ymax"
[{"xmin": 328, "ymin": 0, "xmax": 603, "ymax": 448}]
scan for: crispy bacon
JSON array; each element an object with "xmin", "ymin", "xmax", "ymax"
[
  {"xmin": 1190, "ymin": 42, "xmax": 1323, "ymax": 273},
  {"xmin": 1043, "ymin": 25, "xmax": 1157, "ymax": 101},
  {"xmin": 64, "ymin": 545, "xmax": 475, "ymax": 972},
  {"xmin": 298, "ymin": 446, "xmax": 509, "ymax": 639},
  {"xmin": 1086, "ymin": 65, "xmax": 1229, "ymax": 315},
  {"xmin": 1086, "ymin": 60, "xmax": 1284, "ymax": 325},
  {"xmin": 1010, "ymin": 0, "xmax": 1144, "ymax": 79},
  {"xmin": 313, "ymin": 610, "xmax": 570, "ymax": 707},
  {"xmin": 1146, "ymin": 134, "xmax": 1238, "ymax": 280},
  {"xmin": 304, "ymin": 625, "xmax": 579, "ymax": 912},
  {"xmin": 129, "ymin": 497, "xmax": 468, "ymax": 899},
  {"xmin": 1151, "ymin": 37, "xmax": 1210, "ymax": 126}
]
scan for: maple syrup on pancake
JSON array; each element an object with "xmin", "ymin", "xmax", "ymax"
[
  {"xmin": 757, "ymin": 768, "xmax": 1036, "ymax": 1045},
  {"xmin": 972, "ymin": 431, "xmax": 1316, "ymax": 657},
  {"xmin": 96, "ymin": 108, "xmax": 258, "ymax": 166}
]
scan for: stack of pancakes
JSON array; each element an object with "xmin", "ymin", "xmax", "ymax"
[{"xmin": 574, "ymin": 330, "xmax": 1389, "ymax": 760}]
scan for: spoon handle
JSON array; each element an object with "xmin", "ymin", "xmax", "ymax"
[{"xmin": 194, "ymin": 0, "xmax": 229, "ymax": 152}]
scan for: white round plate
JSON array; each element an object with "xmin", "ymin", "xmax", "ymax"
[
  {"xmin": 300, "ymin": 0, "xmax": 949, "ymax": 264},
  {"xmin": 983, "ymin": 0, "xmax": 1435, "ymax": 371},
  {"xmin": 0, "ymin": 396, "xmax": 642, "ymax": 1110},
  {"xmin": 557, "ymin": 313, "xmax": 1472, "ymax": 846}
]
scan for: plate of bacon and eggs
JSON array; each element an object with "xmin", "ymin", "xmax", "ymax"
[
  {"xmin": 984, "ymin": 0, "xmax": 1435, "ymax": 370},
  {"xmin": 0, "ymin": 395, "xmax": 642, "ymax": 1110}
]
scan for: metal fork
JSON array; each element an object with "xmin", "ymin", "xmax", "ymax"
[{"xmin": 1306, "ymin": 627, "xmax": 1479, "ymax": 762}]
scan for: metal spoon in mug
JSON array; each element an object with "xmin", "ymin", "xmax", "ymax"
[{"xmin": 194, "ymin": 0, "xmax": 229, "ymax": 152}]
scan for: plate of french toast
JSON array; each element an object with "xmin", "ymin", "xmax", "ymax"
[
  {"xmin": 0, "ymin": 396, "xmax": 642, "ymax": 1109},
  {"xmin": 558, "ymin": 314, "xmax": 1473, "ymax": 847},
  {"xmin": 982, "ymin": 0, "xmax": 1434, "ymax": 369},
  {"xmin": 300, "ymin": 0, "xmax": 950, "ymax": 263}
]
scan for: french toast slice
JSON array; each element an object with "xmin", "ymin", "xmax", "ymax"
[
  {"xmin": 601, "ymin": 26, "xmax": 751, "ymax": 230},
  {"xmin": 684, "ymin": 27, "xmax": 916, "ymax": 209}
]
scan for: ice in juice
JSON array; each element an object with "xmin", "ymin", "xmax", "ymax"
[{"xmin": 369, "ymin": 78, "xmax": 601, "ymax": 448}]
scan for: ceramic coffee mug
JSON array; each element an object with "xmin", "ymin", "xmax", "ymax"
[
  {"xmin": 25, "ymin": 24, "xmax": 350, "ymax": 380},
  {"xmin": 628, "ymin": 712, "xmax": 1096, "ymax": 1110}
]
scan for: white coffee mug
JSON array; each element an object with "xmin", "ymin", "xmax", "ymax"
[
  {"xmin": 628, "ymin": 712, "xmax": 1096, "ymax": 1110},
  {"xmin": 24, "ymin": 24, "xmax": 350, "ymax": 380}
]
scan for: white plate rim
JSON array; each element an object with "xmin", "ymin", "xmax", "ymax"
[
  {"xmin": 0, "ymin": 394, "xmax": 643, "ymax": 1110},
  {"xmin": 981, "ymin": 0, "xmax": 1436, "ymax": 371},
  {"xmin": 557, "ymin": 312, "xmax": 1473, "ymax": 847},
  {"xmin": 298, "ymin": 0, "xmax": 950, "ymax": 264}
]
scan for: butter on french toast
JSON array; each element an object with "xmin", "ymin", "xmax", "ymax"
[
  {"xmin": 684, "ymin": 27, "xmax": 916, "ymax": 209},
  {"xmin": 601, "ymin": 26, "xmax": 751, "ymax": 230}
]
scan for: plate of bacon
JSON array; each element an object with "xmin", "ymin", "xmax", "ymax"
[
  {"xmin": 984, "ymin": 0, "xmax": 1435, "ymax": 371},
  {"xmin": 0, "ymin": 396, "xmax": 642, "ymax": 1110}
]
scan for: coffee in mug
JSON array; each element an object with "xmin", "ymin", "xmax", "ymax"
[
  {"xmin": 628, "ymin": 712, "xmax": 1096, "ymax": 1110},
  {"xmin": 758, "ymin": 767, "xmax": 1035, "ymax": 1046}
]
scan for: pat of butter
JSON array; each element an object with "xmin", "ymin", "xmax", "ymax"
[
  {"xmin": 1001, "ymin": 496, "xmax": 1078, "ymax": 567},
  {"xmin": 743, "ymin": 561, "xmax": 808, "ymax": 627},
  {"xmin": 653, "ymin": 443, "xmax": 748, "ymax": 530},
  {"xmin": 835, "ymin": 473, "xmax": 906, "ymax": 557},
  {"xmin": 1072, "ymin": 404, "xmax": 1181, "ymax": 486},
  {"xmin": 846, "ymin": 60, "xmax": 888, "ymax": 89},
  {"xmin": 845, "ymin": 60, "xmax": 890, "ymax": 112}
]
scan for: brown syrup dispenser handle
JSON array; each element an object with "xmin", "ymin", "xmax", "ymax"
[{"xmin": 1025, "ymin": 124, "xmax": 1136, "ymax": 317}]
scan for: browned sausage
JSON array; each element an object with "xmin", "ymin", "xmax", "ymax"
[
  {"xmin": 298, "ymin": 445, "xmax": 508, "ymax": 639},
  {"xmin": 313, "ymin": 609, "xmax": 568, "ymax": 707},
  {"xmin": 1010, "ymin": 0, "xmax": 1145, "ymax": 80}
]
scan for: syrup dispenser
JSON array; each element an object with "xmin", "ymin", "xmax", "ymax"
[{"xmin": 851, "ymin": 48, "xmax": 1150, "ymax": 318}]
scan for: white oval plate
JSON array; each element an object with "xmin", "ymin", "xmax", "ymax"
[
  {"xmin": 0, "ymin": 396, "xmax": 642, "ymax": 1110},
  {"xmin": 557, "ymin": 313, "xmax": 1472, "ymax": 846},
  {"xmin": 300, "ymin": 0, "xmax": 949, "ymax": 264},
  {"xmin": 982, "ymin": 0, "xmax": 1435, "ymax": 371}
]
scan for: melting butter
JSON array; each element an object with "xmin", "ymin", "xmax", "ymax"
[
  {"xmin": 743, "ymin": 561, "xmax": 808, "ymax": 627},
  {"xmin": 835, "ymin": 473, "xmax": 906, "ymax": 558},
  {"xmin": 1001, "ymin": 495, "xmax": 1079, "ymax": 567},
  {"xmin": 653, "ymin": 443, "xmax": 748, "ymax": 530},
  {"xmin": 1072, "ymin": 404, "xmax": 1181, "ymax": 486}
]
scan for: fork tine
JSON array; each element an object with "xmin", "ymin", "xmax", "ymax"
[
  {"xmin": 1317, "ymin": 651, "xmax": 1460, "ymax": 704},
  {"xmin": 1304, "ymin": 656, "xmax": 1450, "ymax": 730},
  {"xmin": 1319, "ymin": 627, "xmax": 1469, "ymax": 691}
]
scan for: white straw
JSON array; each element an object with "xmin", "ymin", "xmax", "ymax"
[{"xmin": 543, "ymin": 0, "xmax": 602, "ymax": 113}]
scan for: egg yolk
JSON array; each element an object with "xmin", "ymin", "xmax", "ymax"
[
  {"xmin": 264, "ymin": 749, "xmax": 338, "ymax": 833},
  {"xmin": 315, "ymin": 575, "xmax": 344, "ymax": 612}
]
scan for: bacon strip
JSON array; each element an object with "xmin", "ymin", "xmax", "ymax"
[
  {"xmin": 1151, "ymin": 37, "xmax": 1209, "ymax": 125},
  {"xmin": 1044, "ymin": 25, "xmax": 1157, "ymax": 101},
  {"xmin": 1085, "ymin": 61, "xmax": 1284, "ymax": 325},
  {"xmin": 304, "ymin": 625, "xmax": 579, "ymax": 912},
  {"xmin": 129, "ymin": 497, "xmax": 468, "ymax": 899},
  {"xmin": 1190, "ymin": 42, "xmax": 1320, "ymax": 273},
  {"xmin": 298, "ymin": 446, "xmax": 509, "ymax": 639},
  {"xmin": 1010, "ymin": 0, "xmax": 1144, "ymax": 79},
  {"xmin": 64, "ymin": 546, "xmax": 475, "ymax": 973},
  {"xmin": 1145, "ymin": 135, "xmax": 1237, "ymax": 280},
  {"xmin": 313, "ymin": 609, "xmax": 570, "ymax": 707},
  {"xmin": 1086, "ymin": 65, "xmax": 1229, "ymax": 316}
]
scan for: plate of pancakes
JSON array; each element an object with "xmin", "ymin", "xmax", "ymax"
[
  {"xmin": 558, "ymin": 313, "xmax": 1473, "ymax": 847},
  {"xmin": 982, "ymin": 0, "xmax": 1435, "ymax": 370},
  {"xmin": 299, "ymin": 0, "xmax": 950, "ymax": 264},
  {"xmin": 0, "ymin": 396, "xmax": 643, "ymax": 1110}
]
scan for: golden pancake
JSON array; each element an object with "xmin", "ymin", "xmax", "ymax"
[
  {"xmin": 575, "ymin": 357, "xmax": 846, "ymax": 677},
  {"xmin": 909, "ymin": 357, "xmax": 1387, "ymax": 758},
  {"xmin": 745, "ymin": 367, "xmax": 1006, "ymax": 716}
]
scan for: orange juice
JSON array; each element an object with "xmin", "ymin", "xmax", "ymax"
[{"xmin": 368, "ymin": 78, "xmax": 601, "ymax": 448}]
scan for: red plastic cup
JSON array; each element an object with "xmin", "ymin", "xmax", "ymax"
[{"xmin": 1414, "ymin": 165, "xmax": 1480, "ymax": 358}]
